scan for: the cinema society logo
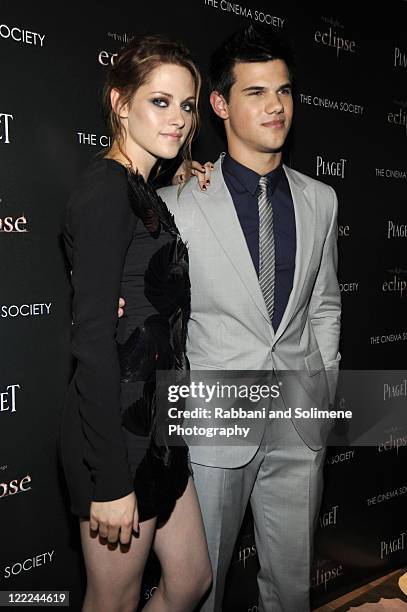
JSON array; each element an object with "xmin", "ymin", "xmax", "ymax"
[
  {"xmin": 0, "ymin": 23, "xmax": 45, "ymax": 47},
  {"xmin": 0, "ymin": 384, "xmax": 20, "ymax": 414},
  {"xmin": 299, "ymin": 93, "xmax": 364, "ymax": 115},
  {"xmin": 382, "ymin": 267, "xmax": 407, "ymax": 296},
  {"xmin": 316, "ymin": 155, "xmax": 347, "ymax": 179},
  {"xmin": 394, "ymin": 46, "xmax": 407, "ymax": 68},
  {"xmin": 339, "ymin": 281, "xmax": 358, "ymax": 293},
  {"xmin": 380, "ymin": 531, "xmax": 406, "ymax": 559},
  {"xmin": 387, "ymin": 221, "xmax": 407, "ymax": 238},
  {"xmin": 376, "ymin": 168, "xmax": 406, "ymax": 180},
  {"xmin": 1, "ymin": 550, "xmax": 54, "ymax": 580},
  {"xmin": 314, "ymin": 17, "xmax": 356, "ymax": 58},
  {"xmin": 0, "ymin": 113, "xmax": 13, "ymax": 144},
  {"xmin": 326, "ymin": 449, "xmax": 355, "ymax": 465},
  {"xmin": 77, "ymin": 132, "xmax": 111, "ymax": 147},
  {"xmin": 371, "ymin": 330, "xmax": 407, "ymax": 345},
  {"xmin": 367, "ymin": 485, "xmax": 407, "ymax": 506},
  {"xmin": 1, "ymin": 303, "xmax": 52, "ymax": 318},
  {"xmin": 0, "ymin": 474, "xmax": 32, "ymax": 500},
  {"xmin": 202, "ymin": 0, "xmax": 285, "ymax": 27}
]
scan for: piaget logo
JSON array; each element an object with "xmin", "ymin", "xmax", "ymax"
[
  {"xmin": 394, "ymin": 46, "xmax": 407, "ymax": 68},
  {"xmin": 316, "ymin": 155, "xmax": 347, "ymax": 178},
  {"xmin": 387, "ymin": 221, "xmax": 407, "ymax": 238},
  {"xmin": 319, "ymin": 504, "xmax": 338, "ymax": 528},
  {"xmin": 0, "ymin": 113, "xmax": 13, "ymax": 144},
  {"xmin": 380, "ymin": 531, "xmax": 406, "ymax": 559},
  {"xmin": 0, "ymin": 384, "xmax": 20, "ymax": 413}
]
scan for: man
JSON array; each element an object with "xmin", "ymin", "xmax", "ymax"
[{"xmin": 160, "ymin": 24, "xmax": 341, "ymax": 612}]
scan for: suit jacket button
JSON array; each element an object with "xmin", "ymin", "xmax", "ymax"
[{"xmin": 271, "ymin": 345, "xmax": 276, "ymax": 352}]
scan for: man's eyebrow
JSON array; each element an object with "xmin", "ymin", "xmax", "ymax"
[
  {"xmin": 241, "ymin": 85, "xmax": 266, "ymax": 93},
  {"xmin": 241, "ymin": 82, "xmax": 292, "ymax": 93}
]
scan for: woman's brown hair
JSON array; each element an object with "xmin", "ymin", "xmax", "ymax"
[{"xmin": 102, "ymin": 34, "xmax": 201, "ymax": 173}]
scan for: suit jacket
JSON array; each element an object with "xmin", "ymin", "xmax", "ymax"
[{"xmin": 159, "ymin": 154, "xmax": 341, "ymax": 467}]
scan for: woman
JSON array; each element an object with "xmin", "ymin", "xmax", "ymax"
[{"xmin": 60, "ymin": 35, "xmax": 212, "ymax": 611}]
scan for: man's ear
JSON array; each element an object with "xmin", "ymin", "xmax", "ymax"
[
  {"xmin": 209, "ymin": 91, "xmax": 229, "ymax": 120},
  {"xmin": 110, "ymin": 88, "xmax": 128, "ymax": 118}
]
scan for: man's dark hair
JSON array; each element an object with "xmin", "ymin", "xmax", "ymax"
[{"xmin": 208, "ymin": 25, "xmax": 295, "ymax": 101}]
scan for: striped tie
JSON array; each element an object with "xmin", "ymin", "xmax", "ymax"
[{"xmin": 258, "ymin": 176, "xmax": 275, "ymax": 322}]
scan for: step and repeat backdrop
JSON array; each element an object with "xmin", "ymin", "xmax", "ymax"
[{"xmin": 1, "ymin": 1, "xmax": 406, "ymax": 610}]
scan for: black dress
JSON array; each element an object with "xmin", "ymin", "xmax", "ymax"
[{"xmin": 60, "ymin": 157, "xmax": 190, "ymax": 523}]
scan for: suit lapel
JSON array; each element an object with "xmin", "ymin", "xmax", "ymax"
[
  {"xmin": 191, "ymin": 156, "xmax": 271, "ymax": 325},
  {"xmin": 274, "ymin": 165, "xmax": 316, "ymax": 342}
]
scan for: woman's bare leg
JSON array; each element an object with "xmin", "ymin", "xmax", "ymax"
[
  {"xmin": 80, "ymin": 516, "xmax": 157, "ymax": 612},
  {"xmin": 145, "ymin": 477, "xmax": 212, "ymax": 611}
]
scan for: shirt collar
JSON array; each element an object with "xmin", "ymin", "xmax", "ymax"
[{"xmin": 222, "ymin": 153, "xmax": 284, "ymax": 196}]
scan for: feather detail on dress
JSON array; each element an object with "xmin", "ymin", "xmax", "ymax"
[{"xmin": 126, "ymin": 167, "xmax": 179, "ymax": 237}]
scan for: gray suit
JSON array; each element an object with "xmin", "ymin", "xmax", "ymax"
[{"xmin": 159, "ymin": 155, "xmax": 341, "ymax": 611}]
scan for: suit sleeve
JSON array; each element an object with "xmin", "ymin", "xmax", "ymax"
[
  {"xmin": 69, "ymin": 175, "xmax": 134, "ymax": 502},
  {"xmin": 308, "ymin": 186, "xmax": 341, "ymax": 399}
]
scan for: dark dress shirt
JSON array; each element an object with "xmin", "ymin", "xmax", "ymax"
[{"xmin": 222, "ymin": 154, "xmax": 296, "ymax": 331}]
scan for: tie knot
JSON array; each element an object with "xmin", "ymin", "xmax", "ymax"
[{"xmin": 258, "ymin": 176, "xmax": 269, "ymax": 194}]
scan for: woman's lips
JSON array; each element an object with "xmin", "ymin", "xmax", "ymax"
[{"xmin": 161, "ymin": 132, "xmax": 183, "ymax": 140}]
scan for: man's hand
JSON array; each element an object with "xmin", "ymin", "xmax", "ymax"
[{"xmin": 118, "ymin": 297, "xmax": 125, "ymax": 318}]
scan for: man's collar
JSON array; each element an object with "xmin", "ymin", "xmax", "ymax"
[{"xmin": 222, "ymin": 153, "xmax": 284, "ymax": 195}]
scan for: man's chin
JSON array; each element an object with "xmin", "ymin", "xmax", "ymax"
[{"xmin": 258, "ymin": 143, "xmax": 284, "ymax": 154}]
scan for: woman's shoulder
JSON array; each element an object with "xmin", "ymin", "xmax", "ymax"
[{"xmin": 67, "ymin": 158, "xmax": 130, "ymax": 218}]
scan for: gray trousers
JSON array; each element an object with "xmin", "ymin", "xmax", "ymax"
[{"xmin": 192, "ymin": 418, "xmax": 325, "ymax": 612}]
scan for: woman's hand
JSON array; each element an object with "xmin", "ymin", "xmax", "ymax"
[
  {"xmin": 90, "ymin": 491, "xmax": 139, "ymax": 545},
  {"xmin": 172, "ymin": 160, "xmax": 214, "ymax": 191},
  {"xmin": 118, "ymin": 297, "xmax": 125, "ymax": 318}
]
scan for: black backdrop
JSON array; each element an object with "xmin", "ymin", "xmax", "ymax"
[{"xmin": 1, "ymin": 1, "xmax": 407, "ymax": 610}]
